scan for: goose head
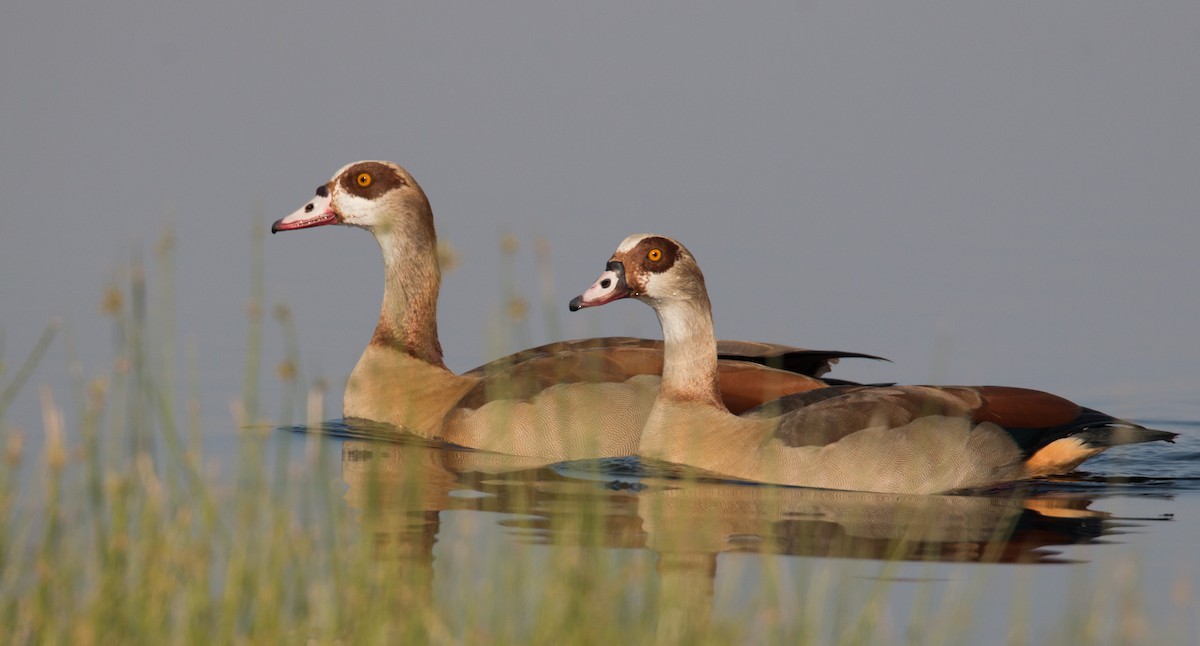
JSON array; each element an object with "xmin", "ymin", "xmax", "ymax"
[
  {"xmin": 272, "ymin": 160, "xmax": 444, "ymax": 366},
  {"xmin": 569, "ymin": 233, "xmax": 708, "ymax": 312},
  {"xmin": 272, "ymin": 160, "xmax": 433, "ymax": 243}
]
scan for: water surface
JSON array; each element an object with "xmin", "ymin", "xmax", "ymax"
[{"xmin": 296, "ymin": 415, "xmax": 1200, "ymax": 643}]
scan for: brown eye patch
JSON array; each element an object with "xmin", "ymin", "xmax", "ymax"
[
  {"xmin": 339, "ymin": 161, "xmax": 406, "ymax": 199},
  {"xmin": 635, "ymin": 236, "xmax": 679, "ymax": 273}
]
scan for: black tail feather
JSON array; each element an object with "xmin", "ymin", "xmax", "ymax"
[
  {"xmin": 718, "ymin": 349, "xmax": 888, "ymax": 378},
  {"xmin": 1008, "ymin": 408, "xmax": 1177, "ymax": 457}
]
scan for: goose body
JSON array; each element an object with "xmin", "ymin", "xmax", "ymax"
[
  {"xmin": 272, "ymin": 162, "xmax": 877, "ymax": 460},
  {"xmin": 570, "ymin": 234, "xmax": 1175, "ymax": 493}
]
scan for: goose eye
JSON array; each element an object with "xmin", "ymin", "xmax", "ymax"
[
  {"xmin": 647, "ymin": 249, "xmax": 662, "ymax": 262},
  {"xmin": 356, "ymin": 172, "xmax": 373, "ymax": 187}
]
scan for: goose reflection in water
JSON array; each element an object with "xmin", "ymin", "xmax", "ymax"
[
  {"xmin": 334, "ymin": 427, "xmax": 1139, "ymax": 635},
  {"xmin": 339, "ymin": 435, "xmax": 1115, "ymax": 562}
]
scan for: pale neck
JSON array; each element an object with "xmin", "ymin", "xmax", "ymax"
[
  {"xmin": 653, "ymin": 294, "xmax": 724, "ymax": 409},
  {"xmin": 373, "ymin": 229, "xmax": 446, "ymax": 368}
]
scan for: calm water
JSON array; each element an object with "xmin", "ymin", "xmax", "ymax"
[
  {"xmin": 4, "ymin": 324, "xmax": 1197, "ymax": 642},
  {"xmin": 2, "ymin": 243, "xmax": 1196, "ymax": 641},
  {"xmin": 277, "ymin": 414, "xmax": 1200, "ymax": 643},
  {"xmin": 3, "ymin": 306, "xmax": 1196, "ymax": 643}
]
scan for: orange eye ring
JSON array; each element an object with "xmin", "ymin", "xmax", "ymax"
[
  {"xmin": 356, "ymin": 172, "xmax": 372, "ymax": 187},
  {"xmin": 647, "ymin": 249, "xmax": 662, "ymax": 262}
]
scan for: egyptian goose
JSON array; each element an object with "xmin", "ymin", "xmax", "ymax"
[
  {"xmin": 570, "ymin": 234, "xmax": 1175, "ymax": 493},
  {"xmin": 272, "ymin": 162, "xmax": 878, "ymax": 460}
]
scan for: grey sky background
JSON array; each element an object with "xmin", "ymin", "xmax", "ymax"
[{"xmin": 2, "ymin": 2, "xmax": 1198, "ymax": 433}]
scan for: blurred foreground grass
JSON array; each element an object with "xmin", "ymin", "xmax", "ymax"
[
  {"xmin": 0, "ymin": 225, "xmax": 721, "ymax": 643},
  {"xmin": 0, "ymin": 223, "xmax": 1193, "ymax": 644}
]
